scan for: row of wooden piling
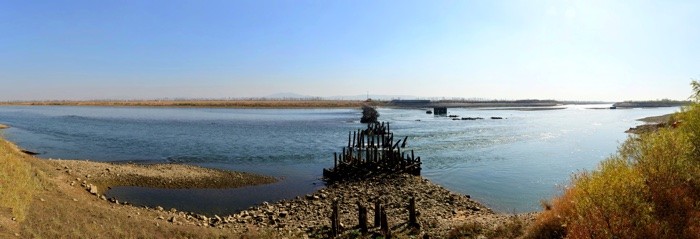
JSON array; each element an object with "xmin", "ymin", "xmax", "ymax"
[
  {"xmin": 323, "ymin": 122, "xmax": 422, "ymax": 182},
  {"xmin": 329, "ymin": 197, "xmax": 420, "ymax": 238}
]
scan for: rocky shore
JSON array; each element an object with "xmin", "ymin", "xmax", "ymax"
[
  {"xmin": 217, "ymin": 174, "xmax": 527, "ymax": 238},
  {"xmin": 625, "ymin": 113, "xmax": 676, "ymax": 134},
  {"xmin": 59, "ymin": 161, "xmax": 530, "ymax": 238}
]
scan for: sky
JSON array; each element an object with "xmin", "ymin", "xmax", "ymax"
[{"xmin": 1, "ymin": 0, "xmax": 699, "ymax": 101}]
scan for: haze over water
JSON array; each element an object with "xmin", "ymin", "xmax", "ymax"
[{"xmin": 0, "ymin": 105, "xmax": 679, "ymax": 215}]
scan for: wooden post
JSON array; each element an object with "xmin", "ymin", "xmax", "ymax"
[
  {"xmin": 331, "ymin": 199, "xmax": 340, "ymax": 237},
  {"xmin": 409, "ymin": 197, "xmax": 419, "ymax": 228},
  {"xmin": 352, "ymin": 131, "xmax": 356, "ymax": 148},
  {"xmin": 381, "ymin": 134, "xmax": 385, "ymax": 148},
  {"xmin": 374, "ymin": 199, "xmax": 381, "ymax": 227},
  {"xmin": 358, "ymin": 202, "xmax": 368, "ymax": 233},
  {"xmin": 365, "ymin": 146, "xmax": 370, "ymax": 165},
  {"xmin": 334, "ymin": 152, "xmax": 337, "ymax": 170},
  {"xmin": 358, "ymin": 129, "xmax": 362, "ymax": 147},
  {"xmin": 342, "ymin": 148, "xmax": 346, "ymax": 164},
  {"xmin": 360, "ymin": 130, "xmax": 364, "ymax": 149},
  {"xmin": 348, "ymin": 131, "xmax": 351, "ymax": 148},
  {"xmin": 374, "ymin": 148, "xmax": 378, "ymax": 163},
  {"xmin": 381, "ymin": 207, "xmax": 391, "ymax": 238}
]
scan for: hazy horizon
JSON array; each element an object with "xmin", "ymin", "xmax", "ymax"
[{"xmin": 2, "ymin": 1, "xmax": 698, "ymax": 102}]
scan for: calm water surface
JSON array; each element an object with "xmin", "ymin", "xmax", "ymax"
[{"xmin": 0, "ymin": 105, "xmax": 679, "ymax": 215}]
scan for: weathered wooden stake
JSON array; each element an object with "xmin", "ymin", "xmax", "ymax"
[
  {"xmin": 334, "ymin": 152, "xmax": 337, "ymax": 170},
  {"xmin": 409, "ymin": 197, "xmax": 419, "ymax": 228},
  {"xmin": 374, "ymin": 199, "xmax": 381, "ymax": 227},
  {"xmin": 358, "ymin": 202, "xmax": 368, "ymax": 233},
  {"xmin": 381, "ymin": 207, "xmax": 391, "ymax": 238},
  {"xmin": 352, "ymin": 131, "xmax": 356, "ymax": 148},
  {"xmin": 342, "ymin": 148, "xmax": 346, "ymax": 164},
  {"xmin": 331, "ymin": 199, "xmax": 340, "ymax": 237},
  {"xmin": 365, "ymin": 146, "xmax": 370, "ymax": 164}
]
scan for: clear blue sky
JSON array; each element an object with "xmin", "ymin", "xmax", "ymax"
[{"xmin": 1, "ymin": 0, "xmax": 698, "ymax": 101}]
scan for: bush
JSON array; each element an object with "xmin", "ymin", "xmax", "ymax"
[{"xmin": 528, "ymin": 81, "xmax": 700, "ymax": 239}]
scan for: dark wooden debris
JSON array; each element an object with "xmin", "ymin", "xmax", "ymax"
[
  {"xmin": 323, "ymin": 121, "xmax": 422, "ymax": 182},
  {"xmin": 327, "ymin": 196, "xmax": 422, "ymax": 238}
]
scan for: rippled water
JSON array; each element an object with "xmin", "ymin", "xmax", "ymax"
[{"xmin": 0, "ymin": 105, "xmax": 679, "ymax": 215}]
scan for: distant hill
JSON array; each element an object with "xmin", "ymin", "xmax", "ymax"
[
  {"xmin": 264, "ymin": 92, "xmax": 316, "ymax": 99},
  {"xmin": 326, "ymin": 94, "xmax": 419, "ymax": 101}
]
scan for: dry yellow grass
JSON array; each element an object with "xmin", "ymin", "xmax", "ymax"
[
  {"xmin": 0, "ymin": 137, "xmax": 286, "ymax": 238},
  {"xmin": 0, "ymin": 100, "xmax": 386, "ymax": 108},
  {"xmin": 0, "ymin": 137, "xmax": 40, "ymax": 222}
]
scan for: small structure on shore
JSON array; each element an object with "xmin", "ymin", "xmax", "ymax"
[
  {"xmin": 323, "ymin": 121, "xmax": 422, "ymax": 182},
  {"xmin": 433, "ymin": 107, "xmax": 447, "ymax": 115}
]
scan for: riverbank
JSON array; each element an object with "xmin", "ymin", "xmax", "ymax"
[
  {"xmin": 0, "ymin": 100, "xmax": 383, "ymax": 108},
  {"xmin": 625, "ymin": 113, "xmax": 676, "ymax": 134},
  {"xmin": 1, "ymin": 99, "xmax": 572, "ymax": 109},
  {"xmin": 0, "ymin": 133, "xmax": 532, "ymax": 238}
]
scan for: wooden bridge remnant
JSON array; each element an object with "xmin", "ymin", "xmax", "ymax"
[{"xmin": 323, "ymin": 121, "xmax": 422, "ymax": 182}]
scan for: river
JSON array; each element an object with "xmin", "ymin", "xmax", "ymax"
[{"xmin": 0, "ymin": 105, "xmax": 679, "ymax": 215}]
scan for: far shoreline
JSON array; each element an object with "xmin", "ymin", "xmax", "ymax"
[{"xmin": 0, "ymin": 99, "xmax": 607, "ymax": 109}]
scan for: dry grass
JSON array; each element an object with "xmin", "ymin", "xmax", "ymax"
[
  {"xmin": 0, "ymin": 99, "xmax": 387, "ymax": 108},
  {"xmin": 0, "ymin": 138, "xmax": 40, "ymax": 222},
  {"xmin": 448, "ymin": 216, "xmax": 528, "ymax": 239}
]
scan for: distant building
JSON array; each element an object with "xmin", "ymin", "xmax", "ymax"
[{"xmin": 433, "ymin": 107, "xmax": 447, "ymax": 115}]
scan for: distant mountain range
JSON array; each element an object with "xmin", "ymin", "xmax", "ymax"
[{"xmin": 264, "ymin": 93, "xmax": 419, "ymax": 100}]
